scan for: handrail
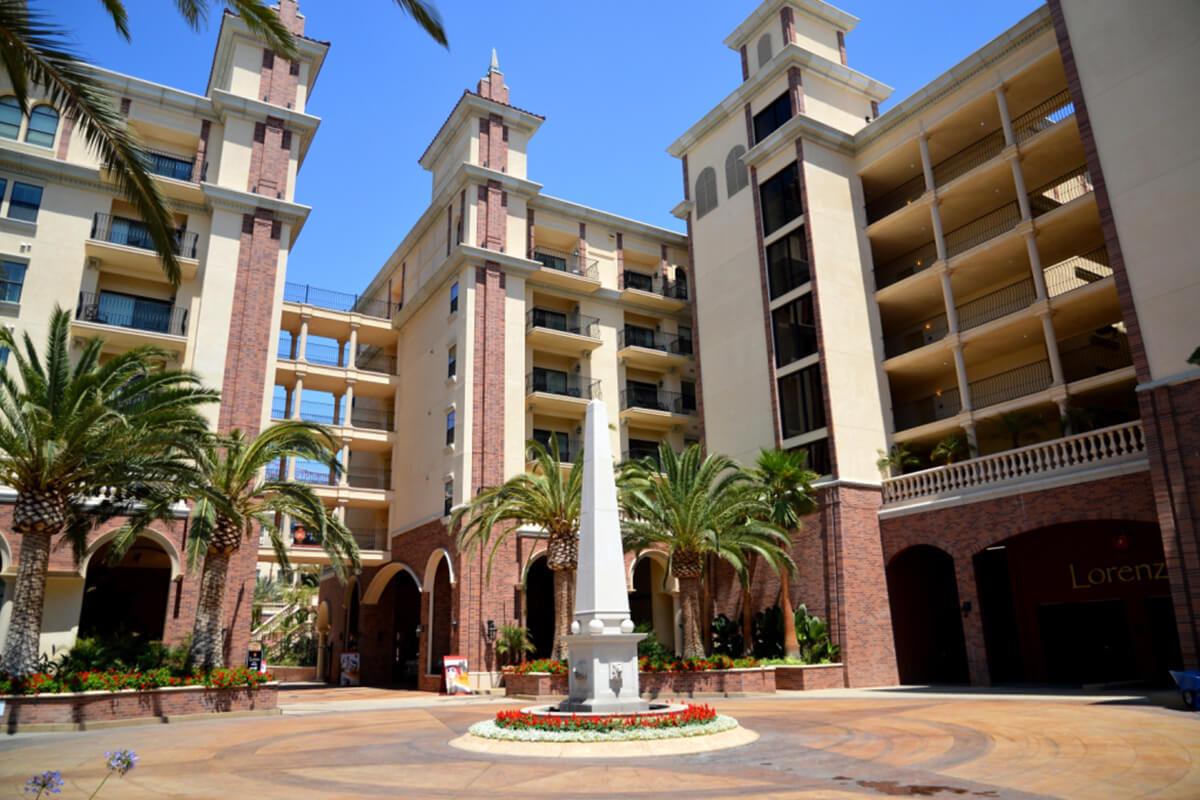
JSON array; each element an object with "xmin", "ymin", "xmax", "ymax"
[
  {"xmin": 75, "ymin": 291, "xmax": 188, "ymax": 337},
  {"xmin": 618, "ymin": 327, "xmax": 693, "ymax": 356},
  {"xmin": 1044, "ymin": 247, "xmax": 1111, "ymax": 297},
  {"xmin": 865, "ymin": 173, "xmax": 926, "ymax": 225},
  {"xmin": 969, "ymin": 359, "xmax": 1053, "ymax": 409},
  {"xmin": 883, "ymin": 314, "xmax": 949, "ymax": 359},
  {"xmin": 957, "ymin": 278, "xmax": 1035, "ymax": 331},
  {"xmin": 1012, "ymin": 90, "xmax": 1074, "ymax": 145},
  {"xmin": 90, "ymin": 212, "xmax": 199, "ymax": 259},
  {"xmin": 283, "ymin": 282, "xmax": 395, "ymax": 319},
  {"xmin": 138, "ymin": 147, "xmax": 205, "ymax": 183},
  {"xmin": 526, "ymin": 308, "xmax": 600, "ymax": 338},
  {"xmin": 532, "ymin": 247, "xmax": 599, "ymax": 280},
  {"xmin": 875, "ymin": 239, "xmax": 938, "ymax": 289},
  {"xmin": 932, "ymin": 128, "xmax": 1006, "ymax": 187},
  {"xmin": 893, "ymin": 386, "xmax": 961, "ymax": 431},
  {"xmin": 620, "ymin": 388, "xmax": 695, "ymax": 414},
  {"xmin": 526, "ymin": 371, "xmax": 601, "ymax": 400},
  {"xmin": 944, "ymin": 202, "xmax": 1020, "ymax": 258},
  {"xmin": 882, "ymin": 420, "xmax": 1144, "ymax": 505},
  {"xmin": 1029, "ymin": 166, "xmax": 1092, "ymax": 217}
]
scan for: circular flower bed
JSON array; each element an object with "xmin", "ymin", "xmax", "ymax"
[
  {"xmin": 469, "ymin": 703, "xmax": 738, "ymax": 742},
  {"xmin": 503, "ymin": 655, "xmax": 762, "ymax": 676},
  {"xmin": 0, "ymin": 667, "xmax": 273, "ymax": 696}
]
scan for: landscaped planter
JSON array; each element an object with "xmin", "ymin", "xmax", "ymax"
[
  {"xmin": 772, "ymin": 663, "xmax": 846, "ymax": 691},
  {"xmin": 504, "ymin": 668, "xmax": 777, "ymax": 699},
  {"xmin": 269, "ymin": 666, "xmax": 317, "ymax": 683},
  {"xmin": 0, "ymin": 682, "xmax": 279, "ymax": 731}
]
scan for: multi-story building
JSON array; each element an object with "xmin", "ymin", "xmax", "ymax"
[
  {"xmin": 673, "ymin": 0, "xmax": 1199, "ymax": 688},
  {"xmin": 0, "ymin": 0, "xmax": 326, "ymax": 663}
]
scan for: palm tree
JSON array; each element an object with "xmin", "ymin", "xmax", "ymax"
[
  {"xmin": 115, "ymin": 420, "xmax": 360, "ymax": 670},
  {"xmin": 619, "ymin": 444, "xmax": 794, "ymax": 659},
  {"xmin": 876, "ymin": 443, "xmax": 920, "ymax": 477},
  {"xmin": 930, "ymin": 432, "xmax": 970, "ymax": 465},
  {"xmin": 453, "ymin": 439, "xmax": 581, "ymax": 659},
  {"xmin": 494, "ymin": 624, "xmax": 535, "ymax": 667},
  {"xmin": 0, "ymin": 308, "xmax": 216, "ymax": 676},
  {"xmin": 0, "ymin": 0, "xmax": 447, "ymax": 285},
  {"xmin": 751, "ymin": 449, "xmax": 818, "ymax": 661}
]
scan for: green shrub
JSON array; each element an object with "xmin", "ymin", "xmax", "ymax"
[{"xmin": 635, "ymin": 622, "xmax": 673, "ymax": 661}]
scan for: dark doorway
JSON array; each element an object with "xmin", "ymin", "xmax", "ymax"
[
  {"xmin": 525, "ymin": 557, "xmax": 555, "ymax": 659},
  {"xmin": 427, "ymin": 558, "xmax": 452, "ymax": 675},
  {"xmin": 386, "ymin": 570, "xmax": 421, "ymax": 687},
  {"xmin": 1039, "ymin": 599, "xmax": 1137, "ymax": 685},
  {"xmin": 886, "ymin": 545, "xmax": 970, "ymax": 684},
  {"xmin": 79, "ymin": 540, "xmax": 171, "ymax": 642},
  {"xmin": 630, "ymin": 558, "xmax": 654, "ymax": 628}
]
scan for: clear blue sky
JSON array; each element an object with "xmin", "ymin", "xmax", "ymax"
[{"xmin": 65, "ymin": 0, "xmax": 1041, "ymax": 290}]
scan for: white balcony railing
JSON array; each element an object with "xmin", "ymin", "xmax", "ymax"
[{"xmin": 882, "ymin": 420, "xmax": 1145, "ymax": 506}]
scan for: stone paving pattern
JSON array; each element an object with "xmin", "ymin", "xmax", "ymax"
[{"xmin": 0, "ymin": 690, "xmax": 1197, "ymax": 798}]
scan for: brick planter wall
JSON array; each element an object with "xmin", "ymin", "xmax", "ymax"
[
  {"xmin": 773, "ymin": 663, "xmax": 846, "ymax": 690},
  {"xmin": 504, "ymin": 668, "xmax": 780, "ymax": 700},
  {"xmin": 0, "ymin": 683, "xmax": 279, "ymax": 731},
  {"xmin": 269, "ymin": 666, "xmax": 316, "ymax": 683}
]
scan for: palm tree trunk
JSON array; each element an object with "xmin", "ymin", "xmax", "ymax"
[
  {"xmin": 551, "ymin": 566, "xmax": 572, "ymax": 660},
  {"xmin": 780, "ymin": 568, "xmax": 800, "ymax": 660},
  {"xmin": 741, "ymin": 587, "xmax": 754, "ymax": 657},
  {"xmin": 0, "ymin": 530, "xmax": 53, "ymax": 676},
  {"xmin": 189, "ymin": 549, "xmax": 232, "ymax": 671},
  {"xmin": 678, "ymin": 575, "xmax": 704, "ymax": 659}
]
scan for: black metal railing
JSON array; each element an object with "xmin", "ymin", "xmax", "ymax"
[
  {"xmin": 883, "ymin": 314, "xmax": 949, "ymax": 359},
  {"xmin": 531, "ymin": 247, "xmax": 599, "ymax": 280},
  {"xmin": 350, "ymin": 408, "xmax": 395, "ymax": 431},
  {"xmin": 661, "ymin": 278, "xmax": 689, "ymax": 301},
  {"xmin": 957, "ymin": 278, "xmax": 1036, "ymax": 331},
  {"xmin": 865, "ymin": 173, "xmax": 926, "ymax": 224},
  {"xmin": 294, "ymin": 399, "xmax": 337, "ymax": 425},
  {"xmin": 1059, "ymin": 329, "xmax": 1132, "ymax": 383},
  {"xmin": 270, "ymin": 398, "xmax": 288, "ymax": 420},
  {"xmin": 620, "ymin": 388, "xmax": 693, "ymax": 414},
  {"xmin": 347, "ymin": 468, "xmax": 391, "ymax": 491},
  {"xmin": 283, "ymin": 282, "xmax": 395, "ymax": 319},
  {"xmin": 893, "ymin": 387, "xmax": 962, "ymax": 430},
  {"xmin": 90, "ymin": 213, "xmax": 199, "ymax": 259},
  {"xmin": 618, "ymin": 327, "xmax": 693, "ymax": 356},
  {"xmin": 932, "ymin": 128, "xmax": 1006, "ymax": 186},
  {"xmin": 352, "ymin": 529, "xmax": 387, "ymax": 550},
  {"xmin": 620, "ymin": 270, "xmax": 689, "ymax": 301},
  {"xmin": 875, "ymin": 239, "xmax": 938, "ymax": 289},
  {"xmin": 139, "ymin": 148, "xmax": 204, "ymax": 183},
  {"xmin": 1043, "ymin": 247, "xmax": 1112, "ymax": 297},
  {"xmin": 526, "ymin": 370, "xmax": 600, "ymax": 400},
  {"xmin": 1012, "ymin": 90, "xmax": 1074, "ymax": 145},
  {"xmin": 526, "ymin": 308, "xmax": 600, "ymax": 338},
  {"xmin": 303, "ymin": 340, "xmax": 345, "ymax": 367},
  {"xmin": 944, "ymin": 202, "xmax": 1021, "ymax": 259},
  {"xmin": 355, "ymin": 347, "xmax": 396, "ymax": 375},
  {"xmin": 75, "ymin": 291, "xmax": 188, "ymax": 337},
  {"xmin": 1029, "ymin": 166, "xmax": 1092, "ymax": 217},
  {"xmin": 969, "ymin": 360, "xmax": 1054, "ymax": 409},
  {"xmin": 622, "ymin": 270, "xmax": 655, "ymax": 292}
]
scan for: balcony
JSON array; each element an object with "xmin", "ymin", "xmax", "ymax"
[
  {"xmin": 1029, "ymin": 166, "xmax": 1093, "ymax": 218},
  {"xmin": 619, "ymin": 388, "xmax": 695, "ymax": 430},
  {"xmin": 528, "ymin": 247, "xmax": 600, "ymax": 292},
  {"xmin": 617, "ymin": 326, "xmax": 693, "ymax": 369},
  {"xmin": 893, "ymin": 387, "xmax": 962, "ymax": 432},
  {"xmin": 881, "ymin": 420, "xmax": 1145, "ymax": 509},
  {"xmin": 73, "ymin": 292, "xmax": 188, "ymax": 348},
  {"xmin": 527, "ymin": 433, "xmax": 578, "ymax": 468},
  {"xmin": 283, "ymin": 281, "xmax": 395, "ymax": 319},
  {"xmin": 865, "ymin": 173, "xmax": 926, "ymax": 226},
  {"xmin": 525, "ymin": 370, "xmax": 599, "ymax": 418},
  {"xmin": 883, "ymin": 314, "xmax": 949, "ymax": 359},
  {"xmin": 957, "ymin": 278, "xmax": 1036, "ymax": 332},
  {"xmin": 139, "ymin": 148, "xmax": 204, "ymax": 183},
  {"xmin": 1044, "ymin": 247, "xmax": 1112, "ymax": 298},
  {"xmin": 970, "ymin": 360, "xmax": 1054, "ymax": 410},
  {"xmin": 620, "ymin": 270, "xmax": 689, "ymax": 311},
  {"xmin": 85, "ymin": 213, "xmax": 200, "ymax": 281},
  {"xmin": 526, "ymin": 308, "xmax": 602, "ymax": 356},
  {"xmin": 875, "ymin": 240, "xmax": 937, "ymax": 290},
  {"xmin": 932, "ymin": 128, "xmax": 1006, "ymax": 188},
  {"xmin": 944, "ymin": 202, "xmax": 1021, "ymax": 260},
  {"xmin": 1012, "ymin": 90, "xmax": 1075, "ymax": 146},
  {"xmin": 1060, "ymin": 329, "xmax": 1133, "ymax": 385}
]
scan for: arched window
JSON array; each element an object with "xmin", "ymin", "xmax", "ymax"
[
  {"xmin": 725, "ymin": 145, "xmax": 748, "ymax": 197},
  {"xmin": 695, "ymin": 167, "xmax": 718, "ymax": 219},
  {"xmin": 757, "ymin": 34, "xmax": 773, "ymax": 69},
  {"xmin": 0, "ymin": 97, "xmax": 20, "ymax": 140},
  {"xmin": 25, "ymin": 105, "xmax": 58, "ymax": 147}
]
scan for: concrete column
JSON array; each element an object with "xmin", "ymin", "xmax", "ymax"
[
  {"xmin": 290, "ymin": 375, "xmax": 304, "ymax": 419},
  {"xmin": 1025, "ymin": 232, "xmax": 1048, "ymax": 300},
  {"xmin": 953, "ymin": 344, "xmax": 973, "ymax": 412},
  {"xmin": 939, "ymin": 270, "xmax": 961, "ymax": 333},
  {"xmin": 1040, "ymin": 312, "xmax": 1065, "ymax": 386},
  {"xmin": 332, "ymin": 393, "xmax": 343, "ymax": 426},
  {"xmin": 339, "ymin": 442, "xmax": 350, "ymax": 487},
  {"xmin": 917, "ymin": 132, "xmax": 936, "ymax": 192},
  {"xmin": 297, "ymin": 316, "xmax": 309, "ymax": 363},
  {"xmin": 995, "ymin": 85, "xmax": 1015, "ymax": 146},
  {"xmin": 337, "ymin": 339, "xmax": 346, "ymax": 368},
  {"xmin": 1010, "ymin": 158, "xmax": 1033, "ymax": 221},
  {"xmin": 930, "ymin": 200, "xmax": 948, "ymax": 263},
  {"xmin": 344, "ymin": 382, "xmax": 356, "ymax": 428},
  {"xmin": 963, "ymin": 421, "xmax": 979, "ymax": 455},
  {"xmin": 348, "ymin": 323, "xmax": 360, "ymax": 370},
  {"xmin": 285, "ymin": 454, "xmax": 296, "ymax": 481}
]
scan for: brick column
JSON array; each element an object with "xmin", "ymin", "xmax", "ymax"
[
  {"xmin": 577, "ymin": 222, "xmax": 587, "ymax": 273},
  {"xmin": 780, "ymin": 5, "xmax": 795, "ymax": 46},
  {"xmin": 194, "ymin": 120, "xmax": 211, "ymax": 182}
]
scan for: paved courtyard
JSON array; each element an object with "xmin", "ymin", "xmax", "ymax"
[{"xmin": 0, "ymin": 688, "xmax": 1196, "ymax": 798}]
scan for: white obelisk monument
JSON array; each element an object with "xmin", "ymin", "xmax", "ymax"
[{"xmin": 560, "ymin": 399, "xmax": 648, "ymax": 713}]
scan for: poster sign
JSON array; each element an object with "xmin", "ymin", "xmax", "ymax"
[
  {"xmin": 246, "ymin": 643, "xmax": 264, "ymax": 673},
  {"xmin": 340, "ymin": 652, "xmax": 361, "ymax": 686},
  {"xmin": 443, "ymin": 655, "xmax": 473, "ymax": 694}
]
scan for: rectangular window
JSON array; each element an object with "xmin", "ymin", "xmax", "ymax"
[
  {"xmin": 627, "ymin": 438, "xmax": 660, "ymax": 464},
  {"xmin": 753, "ymin": 92, "xmax": 793, "ymax": 144},
  {"xmin": 772, "ymin": 294, "xmax": 818, "ymax": 367},
  {"xmin": 447, "ymin": 344, "xmax": 457, "ymax": 379},
  {"xmin": 0, "ymin": 260, "xmax": 27, "ymax": 304},
  {"xmin": 759, "ymin": 163, "xmax": 803, "ymax": 237},
  {"xmin": 778, "ymin": 364, "xmax": 825, "ymax": 438},
  {"xmin": 445, "ymin": 409, "xmax": 456, "ymax": 447},
  {"xmin": 531, "ymin": 367, "xmax": 570, "ymax": 396},
  {"xmin": 0, "ymin": 179, "xmax": 7, "ymax": 207},
  {"xmin": 790, "ymin": 438, "xmax": 830, "ymax": 475},
  {"xmin": 766, "ymin": 229, "xmax": 810, "ymax": 298},
  {"xmin": 681, "ymin": 381, "xmax": 697, "ymax": 413},
  {"xmin": 626, "ymin": 380, "xmax": 660, "ymax": 409},
  {"xmin": 623, "ymin": 270, "xmax": 654, "ymax": 292},
  {"xmin": 0, "ymin": 346, "xmax": 8, "ymax": 367},
  {"xmin": 8, "ymin": 182, "xmax": 43, "ymax": 223},
  {"xmin": 443, "ymin": 479, "xmax": 453, "ymax": 517},
  {"xmin": 532, "ymin": 429, "xmax": 571, "ymax": 461},
  {"xmin": 676, "ymin": 325, "xmax": 694, "ymax": 356},
  {"xmin": 449, "ymin": 282, "xmax": 459, "ymax": 314}
]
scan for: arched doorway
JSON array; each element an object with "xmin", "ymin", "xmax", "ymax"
[
  {"xmin": 524, "ymin": 556, "xmax": 555, "ymax": 659},
  {"xmin": 974, "ymin": 520, "xmax": 1180, "ymax": 687},
  {"xmin": 629, "ymin": 556, "xmax": 675, "ymax": 654},
  {"xmin": 886, "ymin": 545, "xmax": 969, "ymax": 685},
  {"xmin": 427, "ymin": 558, "xmax": 452, "ymax": 676},
  {"xmin": 79, "ymin": 539, "xmax": 172, "ymax": 643},
  {"xmin": 382, "ymin": 569, "xmax": 421, "ymax": 687}
]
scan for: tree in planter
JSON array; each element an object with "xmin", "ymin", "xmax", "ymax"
[
  {"xmin": 875, "ymin": 443, "xmax": 920, "ymax": 477},
  {"xmin": 995, "ymin": 410, "xmax": 1044, "ymax": 450},
  {"xmin": 619, "ymin": 443, "xmax": 793, "ymax": 659},
  {"xmin": 494, "ymin": 625, "xmax": 535, "ymax": 667},
  {"xmin": 0, "ymin": 309, "xmax": 215, "ymax": 676},
  {"xmin": 113, "ymin": 420, "xmax": 359, "ymax": 671},
  {"xmin": 452, "ymin": 439, "xmax": 581, "ymax": 660},
  {"xmin": 930, "ymin": 432, "xmax": 971, "ymax": 465},
  {"xmin": 750, "ymin": 448, "xmax": 818, "ymax": 661}
]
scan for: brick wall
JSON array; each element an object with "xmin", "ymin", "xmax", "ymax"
[{"xmin": 0, "ymin": 684, "xmax": 278, "ymax": 730}]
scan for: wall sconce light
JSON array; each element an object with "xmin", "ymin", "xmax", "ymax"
[{"xmin": 486, "ymin": 619, "xmax": 497, "ymax": 642}]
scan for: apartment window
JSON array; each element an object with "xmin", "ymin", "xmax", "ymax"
[
  {"xmin": 623, "ymin": 270, "xmax": 654, "ymax": 293},
  {"xmin": 767, "ymin": 229, "xmax": 810, "ymax": 298},
  {"xmin": 447, "ymin": 344, "xmax": 457, "ymax": 379},
  {"xmin": 627, "ymin": 438, "xmax": 660, "ymax": 464},
  {"xmin": 0, "ymin": 97, "xmax": 19, "ymax": 140},
  {"xmin": 790, "ymin": 438, "xmax": 830, "ymax": 475},
  {"xmin": 756, "ymin": 33, "xmax": 773, "ymax": 68},
  {"xmin": 8, "ymin": 182, "xmax": 42, "ymax": 223},
  {"xmin": 445, "ymin": 409, "xmax": 456, "ymax": 447},
  {"xmin": 677, "ymin": 324, "xmax": 694, "ymax": 356},
  {"xmin": 0, "ymin": 260, "xmax": 27, "ymax": 304},
  {"xmin": 759, "ymin": 163, "xmax": 803, "ymax": 236},
  {"xmin": 0, "ymin": 346, "xmax": 8, "ymax": 367},
  {"xmin": 681, "ymin": 381, "xmax": 697, "ymax": 413},
  {"xmin": 533, "ymin": 429, "xmax": 570, "ymax": 461},
  {"xmin": 443, "ymin": 479, "xmax": 453, "ymax": 517},
  {"xmin": 695, "ymin": 167, "xmax": 718, "ymax": 219},
  {"xmin": 0, "ymin": 179, "xmax": 7, "ymax": 207},
  {"xmin": 772, "ymin": 294, "xmax": 818, "ymax": 367},
  {"xmin": 449, "ymin": 281, "xmax": 459, "ymax": 314},
  {"xmin": 725, "ymin": 146, "xmax": 748, "ymax": 197},
  {"xmin": 778, "ymin": 364, "xmax": 825, "ymax": 438},
  {"xmin": 24, "ymin": 106, "xmax": 57, "ymax": 148},
  {"xmin": 753, "ymin": 92, "xmax": 792, "ymax": 144}
]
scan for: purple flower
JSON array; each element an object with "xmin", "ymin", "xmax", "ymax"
[
  {"xmin": 24, "ymin": 770, "xmax": 63, "ymax": 795},
  {"xmin": 104, "ymin": 750, "xmax": 138, "ymax": 776}
]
